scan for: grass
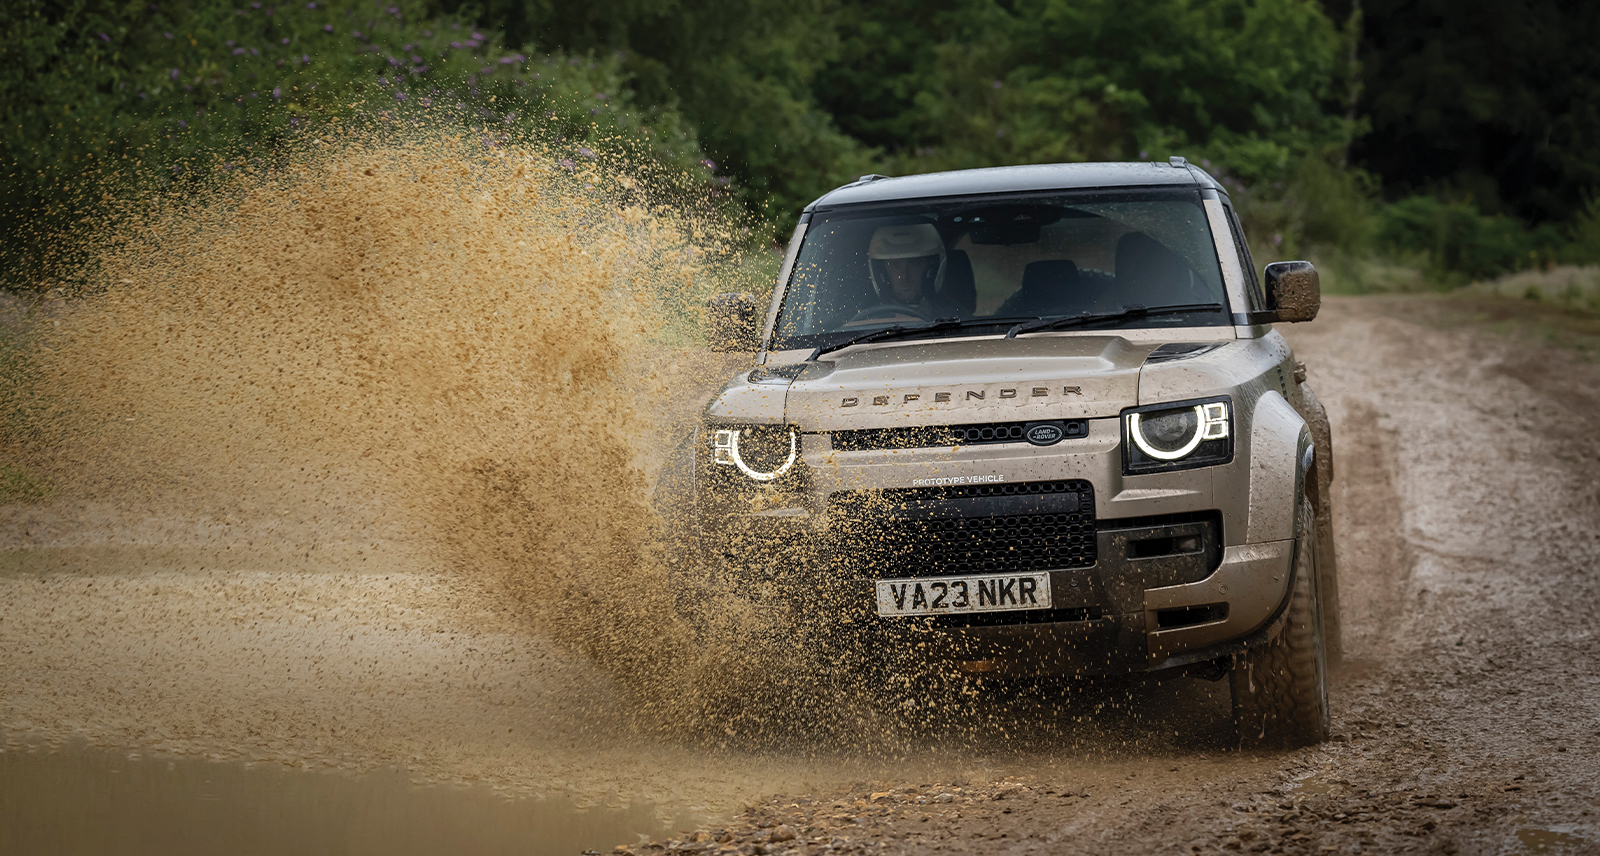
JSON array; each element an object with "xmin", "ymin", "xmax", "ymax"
[
  {"xmin": 1465, "ymin": 265, "xmax": 1600, "ymax": 313},
  {"xmin": 1354, "ymin": 290, "xmax": 1600, "ymax": 362}
]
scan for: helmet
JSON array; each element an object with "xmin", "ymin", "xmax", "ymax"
[{"xmin": 868, "ymin": 223, "xmax": 944, "ymax": 300}]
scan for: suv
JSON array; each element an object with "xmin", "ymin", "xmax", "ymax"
[{"xmin": 664, "ymin": 159, "xmax": 1340, "ymax": 747}]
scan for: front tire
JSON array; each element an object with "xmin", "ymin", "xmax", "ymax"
[{"xmin": 1231, "ymin": 503, "xmax": 1330, "ymax": 748}]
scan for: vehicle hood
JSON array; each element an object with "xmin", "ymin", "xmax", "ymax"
[{"xmin": 706, "ymin": 335, "xmax": 1156, "ymax": 430}]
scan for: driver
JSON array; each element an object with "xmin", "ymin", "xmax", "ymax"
[{"xmin": 866, "ymin": 223, "xmax": 963, "ymax": 320}]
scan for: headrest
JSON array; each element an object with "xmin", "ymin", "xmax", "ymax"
[{"xmin": 1020, "ymin": 259, "xmax": 1080, "ymax": 290}]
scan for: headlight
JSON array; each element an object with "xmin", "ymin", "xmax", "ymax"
[
  {"xmin": 1122, "ymin": 397, "xmax": 1232, "ymax": 474},
  {"xmin": 710, "ymin": 425, "xmax": 798, "ymax": 481}
]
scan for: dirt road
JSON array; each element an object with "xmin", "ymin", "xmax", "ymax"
[
  {"xmin": 4, "ymin": 296, "xmax": 1599, "ymax": 854},
  {"xmin": 637, "ymin": 296, "xmax": 1600, "ymax": 855}
]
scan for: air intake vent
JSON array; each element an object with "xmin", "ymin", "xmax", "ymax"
[{"xmin": 828, "ymin": 479, "xmax": 1097, "ymax": 577}]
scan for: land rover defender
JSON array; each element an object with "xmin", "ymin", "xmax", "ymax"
[{"xmin": 665, "ymin": 159, "xmax": 1340, "ymax": 747}]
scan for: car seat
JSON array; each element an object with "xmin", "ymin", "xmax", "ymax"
[
  {"xmin": 1114, "ymin": 232, "xmax": 1203, "ymax": 306},
  {"xmin": 995, "ymin": 259, "xmax": 1084, "ymax": 317},
  {"xmin": 938, "ymin": 249, "xmax": 977, "ymax": 317}
]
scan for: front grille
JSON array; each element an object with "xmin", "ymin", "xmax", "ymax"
[
  {"xmin": 830, "ymin": 419, "xmax": 1088, "ymax": 452},
  {"xmin": 828, "ymin": 479, "xmax": 1097, "ymax": 577}
]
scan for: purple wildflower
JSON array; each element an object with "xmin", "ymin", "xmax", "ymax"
[
  {"xmin": 377, "ymin": 76, "xmax": 388, "ymax": 86},
  {"xmin": 499, "ymin": 56, "xmax": 515, "ymax": 64},
  {"xmin": 1139, "ymin": 150, "xmax": 1149, "ymax": 159},
  {"xmin": 395, "ymin": 91, "xmax": 407, "ymax": 101},
  {"xmin": 226, "ymin": 40, "xmax": 235, "ymax": 45},
  {"xmin": 578, "ymin": 146, "xmax": 595, "ymax": 158},
  {"xmin": 558, "ymin": 159, "xmax": 576, "ymax": 171},
  {"xmin": 290, "ymin": 116, "xmax": 300, "ymax": 126},
  {"xmin": 306, "ymin": 1, "xmax": 315, "ymax": 6},
  {"xmin": 233, "ymin": 47, "xmax": 246, "ymax": 54},
  {"xmin": 177, "ymin": 119, "xmax": 188, "ymax": 128},
  {"xmin": 250, "ymin": 47, "xmax": 258, "ymax": 55},
  {"xmin": 464, "ymin": 39, "xmax": 480, "ymax": 47},
  {"xmin": 701, "ymin": 159, "xmax": 717, "ymax": 170},
  {"xmin": 324, "ymin": 24, "xmax": 332, "ymax": 31},
  {"xmin": 471, "ymin": 32, "xmax": 484, "ymax": 40},
  {"xmin": 170, "ymin": 68, "xmax": 179, "ymax": 79},
  {"xmin": 98, "ymin": 32, "xmax": 110, "ymax": 41},
  {"xmin": 281, "ymin": 37, "xmax": 289, "ymax": 44},
  {"xmin": 352, "ymin": 31, "xmax": 362, "ymax": 38},
  {"xmin": 594, "ymin": 92, "xmax": 607, "ymax": 100},
  {"xmin": 164, "ymin": 31, "xmax": 173, "ymax": 38},
  {"xmin": 388, "ymin": 6, "xmax": 398, "ymax": 13},
  {"xmin": 272, "ymin": 87, "xmax": 281, "ymax": 98},
  {"xmin": 388, "ymin": 56, "xmax": 399, "ymax": 66},
  {"xmin": 138, "ymin": 92, "xmax": 148, "ymax": 99},
  {"xmin": 252, "ymin": 2, "xmax": 260, "ymax": 8},
  {"xmin": 450, "ymin": 41, "xmax": 462, "ymax": 48},
  {"xmin": 410, "ymin": 54, "xmax": 422, "ymax": 63},
  {"xmin": 301, "ymin": 54, "xmax": 309, "ymax": 62}
]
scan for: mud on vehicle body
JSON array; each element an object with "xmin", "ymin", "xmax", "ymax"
[{"xmin": 658, "ymin": 159, "xmax": 1341, "ymax": 747}]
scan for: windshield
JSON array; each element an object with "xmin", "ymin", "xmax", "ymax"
[{"xmin": 771, "ymin": 188, "xmax": 1230, "ymax": 351}]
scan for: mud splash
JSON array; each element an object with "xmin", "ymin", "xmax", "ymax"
[{"xmin": 8, "ymin": 124, "xmax": 794, "ymax": 734}]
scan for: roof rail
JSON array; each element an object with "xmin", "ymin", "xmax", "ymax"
[{"xmin": 1168, "ymin": 156, "xmax": 1188, "ymax": 168}]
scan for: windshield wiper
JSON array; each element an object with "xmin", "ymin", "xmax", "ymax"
[
  {"xmin": 1004, "ymin": 303, "xmax": 1225, "ymax": 339},
  {"xmin": 810, "ymin": 316, "xmax": 1040, "ymax": 359}
]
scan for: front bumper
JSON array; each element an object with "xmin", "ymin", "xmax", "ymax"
[
  {"xmin": 700, "ymin": 506, "xmax": 1293, "ymax": 678},
  {"xmin": 693, "ymin": 415, "xmax": 1295, "ymax": 677},
  {"xmin": 917, "ymin": 537, "xmax": 1292, "ymax": 677}
]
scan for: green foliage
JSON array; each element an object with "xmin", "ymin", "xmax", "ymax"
[
  {"xmin": 0, "ymin": 0, "xmax": 710, "ymax": 289},
  {"xmin": 1561, "ymin": 198, "xmax": 1600, "ymax": 266},
  {"xmin": 1225, "ymin": 145, "xmax": 1376, "ymax": 262},
  {"xmin": 434, "ymin": 0, "xmax": 876, "ymax": 224},
  {"xmin": 10, "ymin": 0, "xmax": 1600, "ymax": 292},
  {"xmin": 1352, "ymin": 0, "xmax": 1600, "ymax": 225},
  {"xmin": 1376, "ymin": 196, "xmax": 1563, "ymax": 284}
]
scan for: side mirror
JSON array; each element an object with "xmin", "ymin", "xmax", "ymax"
[
  {"xmin": 1264, "ymin": 261, "xmax": 1320, "ymax": 323},
  {"xmin": 706, "ymin": 292, "xmax": 761, "ymax": 352}
]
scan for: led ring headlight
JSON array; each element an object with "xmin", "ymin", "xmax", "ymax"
[
  {"xmin": 712, "ymin": 428, "xmax": 798, "ymax": 481},
  {"xmin": 1128, "ymin": 402, "xmax": 1229, "ymax": 460}
]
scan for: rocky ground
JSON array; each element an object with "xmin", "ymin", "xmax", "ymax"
[{"xmin": 4, "ymin": 296, "xmax": 1598, "ymax": 855}]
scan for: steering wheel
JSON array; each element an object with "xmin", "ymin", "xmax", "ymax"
[{"xmin": 846, "ymin": 303, "xmax": 931, "ymax": 325}]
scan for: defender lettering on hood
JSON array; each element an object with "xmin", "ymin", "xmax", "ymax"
[{"xmin": 841, "ymin": 386, "xmax": 1084, "ymax": 407}]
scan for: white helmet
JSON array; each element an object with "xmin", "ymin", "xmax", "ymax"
[{"xmin": 868, "ymin": 223, "xmax": 944, "ymax": 300}]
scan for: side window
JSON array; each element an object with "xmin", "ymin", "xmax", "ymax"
[{"xmin": 1224, "ymin": 206, "xmax": 1267, "ymax": 312}]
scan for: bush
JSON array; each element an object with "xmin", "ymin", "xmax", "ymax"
[
  {"xmin": 0, "ymin": 0, "xmax": 713, "ymax": 292},
  {"xmin": 1377, "ymin": 196, "xmax": 1562, "ymax": 284}
]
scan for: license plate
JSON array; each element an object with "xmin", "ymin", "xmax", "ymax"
[{"xmin": 875, "ymin": 573, "xmax": 1052, "ymax": 617}]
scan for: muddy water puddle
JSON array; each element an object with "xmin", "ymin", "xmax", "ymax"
[{"xmin": 0, "ymin": 745, "xmax": 685, "ymax": 856}]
